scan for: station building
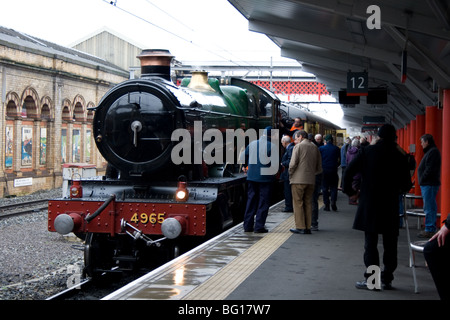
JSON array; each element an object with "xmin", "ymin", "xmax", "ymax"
[{"xmin": 0, "ymin": 26, "xmax": 128, "ymax": 197}]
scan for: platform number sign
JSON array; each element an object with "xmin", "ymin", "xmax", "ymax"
[{"xmin": 347, "ymin": 72, "xmax": 368, "ymax": 96}]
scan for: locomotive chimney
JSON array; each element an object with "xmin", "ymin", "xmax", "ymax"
[{"xmin": 137, "ymin": 49, "xmax": 174, "ymax": 81}]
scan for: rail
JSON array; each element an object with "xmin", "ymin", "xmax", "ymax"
[{"xmin": 0, "ymin": 199, "xmax": 48, "ymax": 219}]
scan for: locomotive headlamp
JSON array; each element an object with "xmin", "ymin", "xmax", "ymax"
[
  {"xmin": 176, "ymin": 189, "xmax": 187, "ymax": 200},
  {"xmin": 175, "ymin": 175, "xmax": 189, "ymax": 202},
  {"xmin": 70, "ymin": 173, "xmax": 83, "ymax": 198}
]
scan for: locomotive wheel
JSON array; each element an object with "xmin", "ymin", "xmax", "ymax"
[
  {"xmin": 159, "ymin": 241, "xmax": 181, "ymax": 262},
  {"xmin": 172, "ymin": 244, "xmax": 180, "ymax": 259},
  {"xmin": 84, "ymin": 233, "xmax": 116, "ymax": 279},
  {"xmin": 230, "ymin": 183, "xmax": 247, "ymax": 224},
  {"xmin": 205, "ymin": 204, "xmax": 224, "ymax": 238}
]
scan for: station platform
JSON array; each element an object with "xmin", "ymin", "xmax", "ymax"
[{"xmin": 103, "ymin": 192, "xmax": 440, "ymax": 301}]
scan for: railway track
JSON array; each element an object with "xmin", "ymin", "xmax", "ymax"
[
  {"xmin": 46, "ymin": 277, "xmax": 93, "ymax": 300},
  {"xmin": 46, "ymin": 268, "xmax": 149, "ymax": 300},
  {"xmin": 0, "ymin": 199, "xmax": 49, "ymax": 219}
]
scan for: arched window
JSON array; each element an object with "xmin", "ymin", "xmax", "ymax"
[
  {"xmin": 41, "ymin": 104, "xmax": 51, "ymax": 120},
  {"xmin": 40, "ymin": 96, "xmax": 53, "ymax": 120},
  {"xmin": 73, "ymin": 102, "xmax": 85, "ymax": 122},
  {"xmin": 62, "ymin": 106, "xmax": 71, "ymax": 121},
  {"xmin": 22, "ymin": 96, "xmax": 38, "ymax": 118},
  {"xmin": 6, "ymin": 100, "xmax": 18, "ymax": 117}
]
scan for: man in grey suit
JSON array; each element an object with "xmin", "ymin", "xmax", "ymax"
[{"xmin": 289, "ymin": 130, "xmax": 323, "ymax": 234}]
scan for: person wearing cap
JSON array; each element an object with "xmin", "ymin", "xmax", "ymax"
[
  {"xmin": 343, "ymin": 124, "xmax": 412, "ymax": 290},
  {"xmin": 241, "ymin": 126, "xmax": 277, "ymax": 233},
  {"xmin": 319, "ymin": 134, "xmax": 340, "ymax": 211}
]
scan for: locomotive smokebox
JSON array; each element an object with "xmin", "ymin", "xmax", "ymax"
[
  {"xmin": 137, "ymin": 49, "xmax": 173, "ymax": 80},
  {"xmin": 93, "ymin": 49, "xmax": 181, "ymax": 178}
]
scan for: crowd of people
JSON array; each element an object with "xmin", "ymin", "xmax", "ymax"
[
  {"xmin": 240, "ymin": 122, "xmax": 447, "ymax": 300},
  {"xmin": 240, "ymin": 121, "xmax": 379, "ymax": 236},
  {"xmin": 282, "ymin": 130, "xmax": 373, "ymax": 233}
]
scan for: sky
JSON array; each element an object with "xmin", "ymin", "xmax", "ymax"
[
  {"xmin": 0, "ymin": 0, "xmax": 298, "ymax": 66},
  {"xmin": 0, "ymin": 0, "xmax": 345, "ymax": 127}
]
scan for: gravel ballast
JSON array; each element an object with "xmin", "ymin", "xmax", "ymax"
[{"xmin": 0, "ymin": 189, "xmax": 84, "ymax": 300}]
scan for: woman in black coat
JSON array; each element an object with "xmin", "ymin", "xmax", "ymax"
[{"xmin": 343, "ymin": 124, "xmax": 412, "ymax": 290}]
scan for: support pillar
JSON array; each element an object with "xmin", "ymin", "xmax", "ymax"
[
  {"xmin": 425, "ymin": 106, "xmax": 443, "ymax": 214},
  {"xmin": 441, "ymin": 90, "xmax": 450, "ymax": 226},
  {"xmin": 414, "ymin": 115, "xmax": 425, "ymax": 206},
  {"xmin": 409, "ymin": 119, "xmax": 416, "ymax": 153},
  {"xmin": 397, "ymin": 128, "xmax": 406, "ymax": 151},
  {"xmin": 409, "ymin": 120, "xmax": 416, "ymax": 194},
  {"xmin": 425, "ymin": 106, "xmax": 442, "ymax": 151},
  {"xmin": 405, "ymin": 123, "xmax": 411, "ymax": 153}
]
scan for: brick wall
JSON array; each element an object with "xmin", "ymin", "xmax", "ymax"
[{"xmin": 0, "ymin": 43, "xmax": 128, "ymax": 197}]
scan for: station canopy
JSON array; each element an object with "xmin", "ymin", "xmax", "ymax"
[{"xmin": 228, "ymin": 0, "xmax": 450, "ymax": 130}]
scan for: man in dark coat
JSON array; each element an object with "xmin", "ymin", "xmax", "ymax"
[
  {"xmin": 280, "ymin": 134, "xmax": 295, "ymax": 212},
  {"xmin": 319, "ymin": 134, "xmax": 340, "ymax": 211},
  {"xmin": 423, "ymin": 219, "xmax": 450, "ymax": 300},
  {"xmin": 417, "ymin": 134, "xmax": 441, "ymax": 238},
  {"xmin": 241, "ymin": 127, "xmax": 277, "ymax": 233},
  {"xmin": 343, "ymin": 124, "xmax": 412, "ymax": 290}
]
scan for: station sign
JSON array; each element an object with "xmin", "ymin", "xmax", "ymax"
[
  {"xmin": 362, "ymin": 116, "xmax": 385, "ymax": 124},
  {"xmin": 347, "ymin": 71, "xmax": 368, "ymax": 96},
  {"xmin": 14, "ymin": 177, "xmax": 33, "ymax": 187},
  {"xmin": 338, "ymin": 90, "xmax": 360, "ymax": 104}
]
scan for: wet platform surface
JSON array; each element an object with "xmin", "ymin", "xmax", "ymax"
[{"xmin": 103, "ymin": 192, "xmax": 440, "ymax": 301}]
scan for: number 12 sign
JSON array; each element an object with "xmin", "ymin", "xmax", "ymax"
[{"xmin": 347, "ymin": 71, "xmax": 368, "ymax": 96}]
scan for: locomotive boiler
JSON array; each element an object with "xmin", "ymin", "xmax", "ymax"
[{"xmin": 47, "ymin": 49, "xmax": 282, "ymax": 278}]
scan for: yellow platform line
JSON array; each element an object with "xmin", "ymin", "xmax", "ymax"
[{"xmin": 182, "ymin": 214, "xmax": 294, "ymax": 300}]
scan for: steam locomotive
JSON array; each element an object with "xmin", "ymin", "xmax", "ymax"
[{"xmin": 47, "ymin": 49, "xmax": 339, "ymax": 278}]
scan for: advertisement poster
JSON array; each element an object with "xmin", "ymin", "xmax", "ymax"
[
  {"xmin": 5, "ymin": 126, "xmax": 13, "ymax": 168},
  {"xmin": 61, "ymin": 128, "xmax": 67, "ymax": 164},
  {"xmin": 40, "ymin": 127, "xmax": 47, "ymax": 165},
  {"xmin": 21, "ymin": 126, "xmax": 32, "ymax": 167},
  {"xmin": 85, "ymin": 129, "xmax": 91, "ymax": 162},
  {"xmin": 72, "ymin": 129, "xmax": 80, "ymax": 163}
]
